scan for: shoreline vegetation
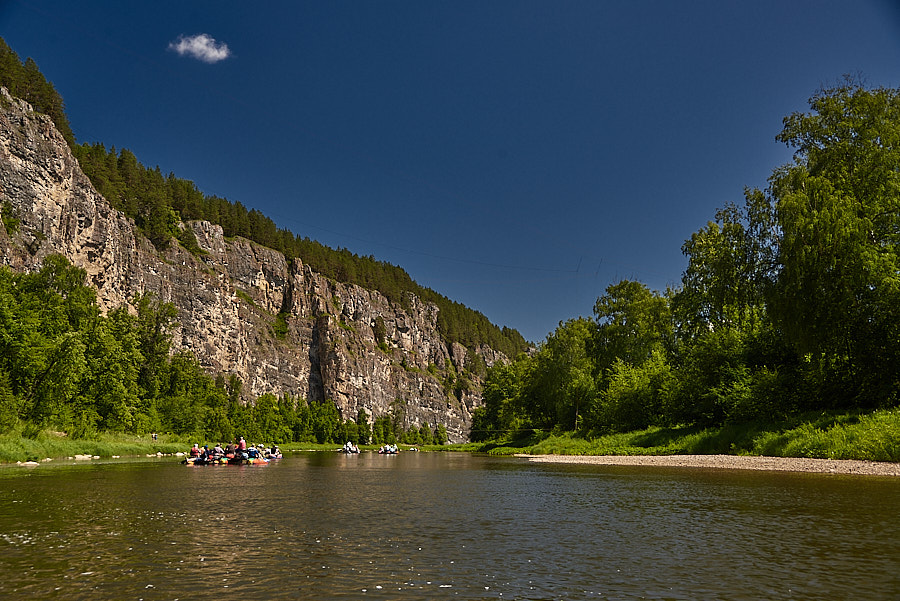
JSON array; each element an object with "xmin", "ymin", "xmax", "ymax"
[
  {"xmin": 457, "ymin": 407, "xmax": 900, "ymax": 465},
  {"xmin": 3, "ymin": 408, "xmax": 897, "ymax": 475}
]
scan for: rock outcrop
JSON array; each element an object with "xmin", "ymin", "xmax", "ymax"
[{"xmin": 0, "ymin": 88, "xmax": 502, "ymax": 442}]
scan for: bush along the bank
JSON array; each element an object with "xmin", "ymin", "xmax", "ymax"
[
  {"xmin": 469, "ymin": 409, "xmax": 900, "ymax": 463},
  {"xmin": 470, "ymin": 81, "xmax": 900, "ymax": 454}
]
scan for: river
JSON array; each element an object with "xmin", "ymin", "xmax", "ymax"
[{"xmin": 1, "ymin": 451, "xmax": 898, "ymax": 600}]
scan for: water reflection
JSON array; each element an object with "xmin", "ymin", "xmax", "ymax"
[{"xmin": 1, "ymin": 453, "xmax": 898, "ymax": 599}]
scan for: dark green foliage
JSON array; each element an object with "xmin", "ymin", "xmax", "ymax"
[
  {"xmin": 0, "ymin": 369, "xmax": 19, "ymax": 432},
  {"xmin": 338, "ymin": 418, "xmax": 356, "ymax": 443},
  {"xmin": 0, "ymin": 39, "xmax": 75, "ymax": 147},
  {"xmin": 474, "ymin": 81, "xmax": 900, "ymax": 441},
  {"xmin": 373, "ymin": 315, "xmax": 386, "ymax": 348},
  {"xmin": 176, "ymin": 226, "xmax": 205, "ymax": 257},
  {"xmin": 273, "ymin": 312, "xmax": 289, "ymax": 340},
  {"xmin": 309, "ymin": 400, "xmax": 340, "ymax": 443},
  {"xmin": 418, "ymin": 422, "xmax": 434, "ymax": 445},
  {"xmin": 592, "ymin": 281, "xmax": 673, "ymax": 377},
  {"xmin": 356, "ymin": 408, "xmax": 371, "ymax": 444},
  {"xmin": 371, "ymin": 415, "xmax": 395, "ymax": 444},
  {"xmin": 433, "ymin": 423, "xmax": 448, "ymax": 445},
  {"xmin": 1, "ymin": 201, "xmax": 19, "ymax": 235},
  {"xmin": 465, "ymin": 348, "xmax": 488, "ymax": 380},
  {"xmin": 134, "ymin": 293, "xmax": 178, "ymax": 400},
  {"xmin": 470, "ymin": 358, "xmax": 527, "ymax": 441},
  {"xmin": 672, "ymin": 201, "xmax": 768, "ymax": 341},
  {"xmin": 0, "ymin": 256, "xmax": 391, "ymax": 444},
  {"xmin": 769, "ymin": 80, "xmax": 900, "ymax": 405}
]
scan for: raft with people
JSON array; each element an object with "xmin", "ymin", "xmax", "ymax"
[
  {"xmin": 182, "ymin": 438, "xmax": 282, "ymax": 465},
  {"xmin": 339, "ymin": 441, "xmax": 360, "ymax": 454}
]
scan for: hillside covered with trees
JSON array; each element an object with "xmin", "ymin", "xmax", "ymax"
[
  {"xmin": 472, "ymin": 80, "xmax": 900, "ymax": 450},
  {"xmin": 0, "ymin": 256, "xmax": 446, "ymax": 445},
  {"xmin": 0, "ymin": 37, "xmax": 528, "ymax": 358}
]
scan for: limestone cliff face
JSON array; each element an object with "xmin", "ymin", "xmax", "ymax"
[{"xmin": 0, "ymin": 88, "xmax": 502, "ymax": 442}]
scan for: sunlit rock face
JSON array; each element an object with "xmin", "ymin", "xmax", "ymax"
[{"xmin": 0, "ymin": 88, "xmax": 505, "ymax": 442}]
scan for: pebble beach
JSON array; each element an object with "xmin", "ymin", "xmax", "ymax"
[{"xmin": 518, "ymin": 454, "xmax": 900, "ymax": 476}]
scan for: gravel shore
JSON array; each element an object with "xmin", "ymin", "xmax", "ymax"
[{"xmin": 517, "ymin": 454, "xmax": 900, "ymax": 476}]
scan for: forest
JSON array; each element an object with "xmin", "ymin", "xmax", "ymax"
[
  {"xmin": 472, "ymin": 79, "xmax": 900, "ymax": 444},
  {"xmin": 0, "ymin": 255, "xmax": 447, "ymax": 445}
]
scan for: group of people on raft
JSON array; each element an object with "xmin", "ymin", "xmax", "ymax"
[
  {"xmin": 185, "ymin": 436, "xmax": 282, "ymax": 465},
  {"xmin": 341, "ymin": 442, "xmax": 400, "ymax": 454}
]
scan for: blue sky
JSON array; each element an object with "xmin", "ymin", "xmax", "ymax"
[{"xmin": 3, "ymin": 1, "xmax": 900, "ymax": 343}]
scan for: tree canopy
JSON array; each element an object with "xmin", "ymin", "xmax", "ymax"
[
  {"xmin": 472, "ymin": 80, "xmax": 900, "ymax": 439},
  {"xmin": 0, "ymin": 256, "xmax": 447, "ymax": 444},
  {"xmin": 0, "ymin": 38, "xmax": 74, "ymax": 146}
]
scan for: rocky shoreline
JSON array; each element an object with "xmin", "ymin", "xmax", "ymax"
[{"xmin": 517, "ymin": 454, "xmax": 900, "ymax": 476}]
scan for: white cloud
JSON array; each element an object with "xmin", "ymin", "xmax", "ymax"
[{"xmin": 168, "ymin": 33, "xmax": 231, "ymax": 64}]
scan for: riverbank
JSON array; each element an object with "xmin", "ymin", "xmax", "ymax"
[
  {"xmin": 518, "ymin": 453, "xmax": 900, "ymax": 476},
  {"xmin": 463, "ymin": 408, "xmax": 900, "ymax": 462},
  {"xmin": 0, "ymin": 431, "xmax": 187, "ymax": 464}
]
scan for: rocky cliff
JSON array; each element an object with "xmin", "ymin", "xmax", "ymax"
[{"xmin": 0, "ymin": 88, "xmax": 505, "ymax": 442}]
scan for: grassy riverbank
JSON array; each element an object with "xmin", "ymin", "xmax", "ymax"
[
  {"xmin": 0, "ymin": 431, "xmax": 189, "ymax": 463},
  {"xmin": 457, "ymin": 408, "xmax": 900, "ymax": 463},
  {"xmin": 3, "ymin": 408, "xmax": 897, "ymax": 464}
]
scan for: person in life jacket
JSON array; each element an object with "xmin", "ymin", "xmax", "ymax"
[{"xmin": 190, "ymin": 444, "xmax": 201, "ymax": 458}]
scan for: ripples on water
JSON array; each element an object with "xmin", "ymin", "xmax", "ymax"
[{"xmin": 1, "ymin": 452, "xmax": 898, "ymax": 600}]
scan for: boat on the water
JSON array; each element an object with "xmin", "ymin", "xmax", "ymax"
[
  {"xmin": 339, "ymin": 442, "xmax": 360, "ymax": 454},
  {"xmin": 182, "ymin": 443, "xmax": 280, "ymax": 465},
  {"xmin": 182, "ymin": 454, "xmax": 268, "ymax": 465}
]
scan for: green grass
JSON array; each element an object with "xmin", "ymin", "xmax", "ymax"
[
  {"xmin": 458, "ymin": 408, "xmax": 900, "ymax": 462},
  {"xmin": 0, "ymin": 430, "xmax": 188, "ymax": 463},
  {"xmin": 751, "ymin": 409, "xmax": 900, "ymax": 461}
]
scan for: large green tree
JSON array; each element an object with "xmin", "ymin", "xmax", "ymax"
[
  {"xmin": 673, "ymin": 200, "xmax": 770, "ymax": 341},
  {"xmin": 591, "ymin": 280, "xmax": 673, "ymax": 376},
  {"xmin": 526, "ymin": 318, "xmax": 597, "ymax": 429},
  {"xmin": 769, "ymin": 80, "xmax": 900, "ymax": 404},
  {"xmin": 469, "ymin": 356, "xmax": 529, "ymax": 440}
]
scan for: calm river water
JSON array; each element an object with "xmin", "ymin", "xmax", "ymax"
[{"xmin": 1, "ymin": 452, "xmax": 898, "ymax": 600}]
